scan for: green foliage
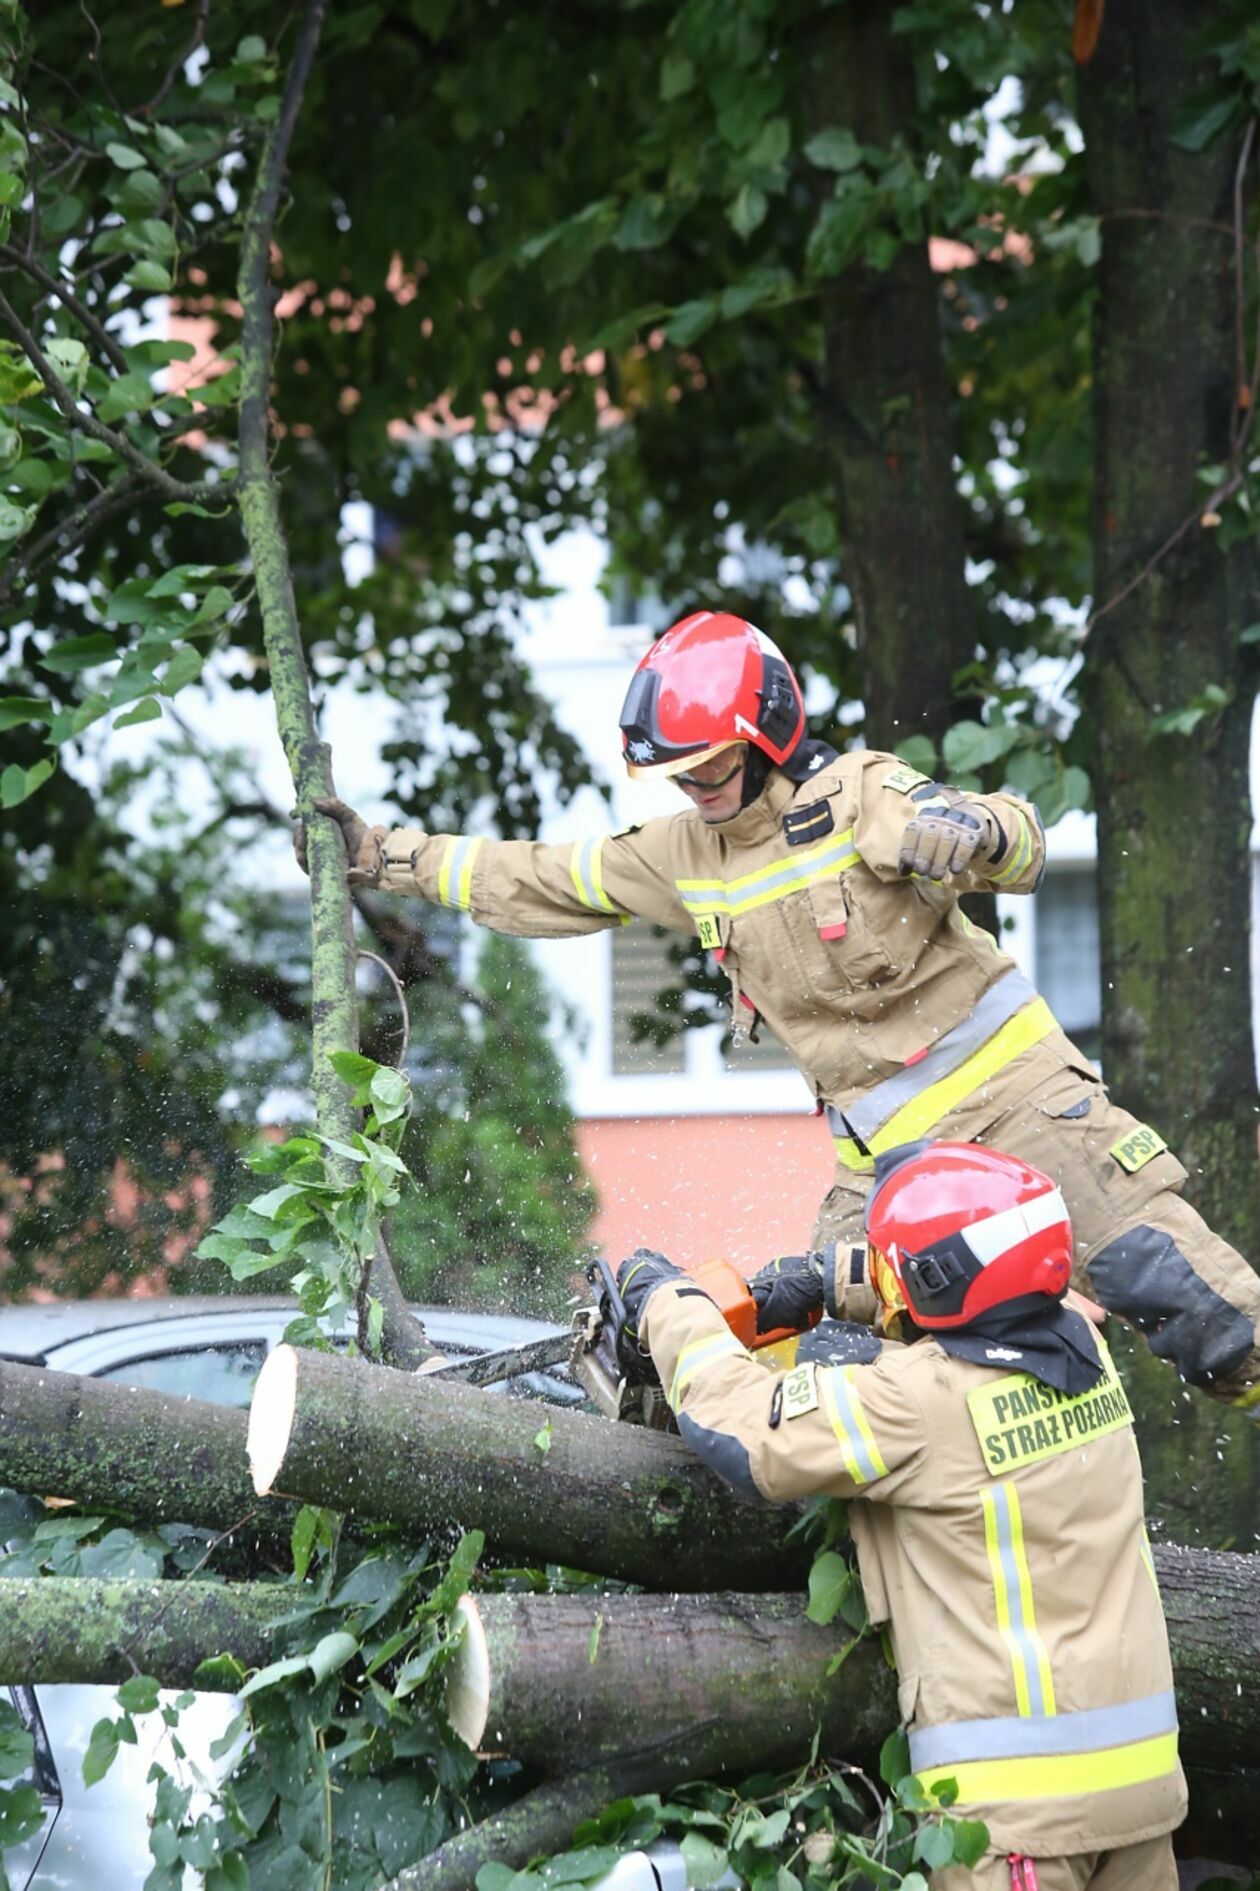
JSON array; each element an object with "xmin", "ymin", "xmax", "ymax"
[
  {"xmin": 499, "ymin": 1743, "xmax": 988, "ymax": 1891},
  {"xmin": 391, "ymin": 933, "xmax": 597, "ymax": 1315}
]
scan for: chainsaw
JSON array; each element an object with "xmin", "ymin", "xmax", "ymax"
[{"xmin": 569, "ymin": 1254, "xmax": 816, "ymax": 1427}]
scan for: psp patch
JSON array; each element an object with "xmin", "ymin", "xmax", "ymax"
[
  {"xmin": 1110, "ymin": 1124, "xmax": 1168, "ymax": 1174},
  {"xmin": 696, "ymin": 913, "xmax": 721, "ymax": 951},
  {"xmin": 881, "ymin": 763, "xmax": 929, "ymax": 794},
  {"xmin": 780, "ymin": 1363, "xmax": 820, "ymax": 1420}
]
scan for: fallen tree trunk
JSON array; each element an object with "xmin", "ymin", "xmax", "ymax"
[
  {"xmin": 248, "ymin": 1344, "xmax": 803, "ymax": 1589},
  {"xmin": 0, "ymin": 1555, "xmax": 1257, "ymax": 1778},
  {"xmin": 0, "ymin": 1358, "xmax": 283, "ymax": 1542}
]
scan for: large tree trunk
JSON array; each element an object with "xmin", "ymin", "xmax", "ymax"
[
  {"xmin": 248, "ymin": 1346, "xmax": 803, "ymax": 1590},
  {"xmin": 803, "ymin": 7, "xmax": 978, "ymax": 757},
  {"xmin": 1, "ymin": 1551, "xmax": 1257, "ymax": 1771},
  {"xmin": 1077, "ymin": 0, "xmax": 1260, "ymax": 1549},
  {"xmin": 0, "ymin": 1358, "xmax": 280, "ymax": 1542}
]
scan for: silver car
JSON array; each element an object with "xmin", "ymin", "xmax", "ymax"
[{"xmin": 0, "ymin": 1296, "xmax": 597, "ymax": 1891}]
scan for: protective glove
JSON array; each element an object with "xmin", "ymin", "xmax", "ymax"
[
  {"xmin": 293, "ymin": 796, "xmax": 389, "ymax": 885},
  {"xmin": 897, "ymin": 802, "xmax": 1001, "ymax": 881},
  {"xmin": 614, "ymin": 1248, "xmax": 684, "ymax": 1358},
  {"xmin": 749, "ymin": 1252, "xmax": 825, "ymax": 1334}
]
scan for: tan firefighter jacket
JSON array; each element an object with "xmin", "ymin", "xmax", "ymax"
[
  {"xmin": 640, "ymin": 1278, "xmax": 1187, "ymax": 1856},
  {"xmin": 378, "ymin": 751, "xmax": 1051, "ymax": 1149}
]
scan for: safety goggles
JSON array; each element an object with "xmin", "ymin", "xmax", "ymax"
[{"xmin": 674, "ymin": 746, "xmax": 746, "ymax": 790}]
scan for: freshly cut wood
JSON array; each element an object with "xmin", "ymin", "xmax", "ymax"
[{"xmin": 248, "ymin": 1344, "xmax": 803, "ymax": 1590}]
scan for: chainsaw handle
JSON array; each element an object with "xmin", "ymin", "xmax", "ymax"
[{"xmin": 588, "ymin": 1255, "xmax": 628, "ymax": 1330}]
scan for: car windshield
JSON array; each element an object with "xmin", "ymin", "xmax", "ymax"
[{"xmin": 95, "ymin": 1343, "xmax": 267, "ymax": 1408}]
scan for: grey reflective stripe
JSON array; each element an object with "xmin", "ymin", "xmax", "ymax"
[
  {"xmin": 908, "ymin": 1689, "xmax": 1178, "ymax": 1772},
  {"xmin": 574, "ymin": 838, "xmax": 615, "ymax": 912},
  {"xmin": 444, "ymin": 836, "xmax": 480, "ymax": 909},
  {"xmin": 989, "ymin": 1481, "xmax": 1050, "ymax": 1717},
  {"xmin": 828, "ymin": 968, "xmax": 1042, "ymax": 1146}
]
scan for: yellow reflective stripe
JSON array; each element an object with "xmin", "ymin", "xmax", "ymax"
[
  {"xmin": 832, "ymin": 1137, "xmax": 875, "ymax": 1174},
  {"xmin": 818, "ymin": 1365, "xmax": 888, "ymax": 1485},
  {"xmin": 569, "ymin": 837, "xmax": 617, "ymax": 914},
  {"xmin": 669, "ymin": 1330, "xmax": 744, "ymax": 1407},
  {"xmin": 917, "ymin": 1730, "xmax": 1179, "ymax": 1804},
  {"xmin": 990, "ymin": 809, "xmax": 1034, "ymax": 886},
  {"xmin": 865, "ymin": 999, "xmax": 1056, "ymax": 1155},
  {"xmin": 675, "ymin": 832, "xmax": 858, "ymax": 917},
  {"xmin": 981, "ymin": 1484, "xmax": 1055, "ymax": 1719},
  {"xmin": 437, "ymin": 837, "xmax": 483, "ymax": 911}
]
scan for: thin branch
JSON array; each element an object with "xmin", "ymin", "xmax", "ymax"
[
  {"xmin": 144, "ymin": 0, "xmax": 211, "ymax": 114},
  {"xmin": 0, "ymin": 471, "xmax": 144, "ymax": 608},
  {"xmin": 0, "ymin": 243, "xmax": 129, "ymax": 374},
  {"xmin": 0, "ymin": 288, "xmax": 218, "ymax": 501},
  {"xmin": 356, "ymin": 948, "xmax": 411, "ymax": 1066}
]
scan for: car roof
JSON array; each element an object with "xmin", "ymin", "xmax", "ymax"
[{"xmin": 0, "ymin": 1295, "xmax": 564, "ymax": 1372}]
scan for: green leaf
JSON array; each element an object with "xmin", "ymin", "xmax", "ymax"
[
  {"xmin": 804, "ymin": 127, "xmax": 863, "ymax": 172},
  {"xmin": 249, "ymin": 1182, "xmax": 306, "ymax": 1219},
  {"xmin": 0, "ymin": 697, "xmax": 53, "ymax": 733},
  {"xmin": 116, "ymin": 1674, "xmax": 162, "ymax": 1715},
  {"xmin": 45, "ymin": 337, "xmax": 88, "ymax": 391},
  {"xmin": 0, "ymin": 757, "xmax": 56, "ymax": 807},
  {"xmin": 948, "ymin": 1820, "xmax": 989, "ymax": 1867},
  {"xmin": 728, "ymin": 183, "xmax": 768, "ymax": 238},
  {"xmin": 97, "ymin": 369, "xmax": 155, "ymax": 424},
  {"xmin": 546, "ymin": 1847, "xmax": 624, "ymax": 1883},
  {"xmin": 913, "ymin": 1822, "xmax": 955, "ymax": 1869},
  {"xmin": 206, "ymin": 1855, "xmax": 249, "ymax": 1891},
  {"xmin": 126, "ymin": 260, "xmax": 173, "ymax": 294},
  {"xmin": 159, "ymin": 645, "xmax": 204, "ymax": 695},
  {"xmin": 533, "ymin": 1418, "xmax": 552, "ymax": 1455},
  {"xmin": 0, "ymin": 1703, "xmax": 34, "ymax": 1782},
  {"xmin": 114, "ymin": 697, "xmax": 162, "ymax": 729},
  {"xmin": 370, "ymin": 1065, "xmax": 410, "ymax": 1122},
  {"xmin": 665, "ymin": 299, "xmax": 717, "ymax": 347},
  {"xmin": 0, "ymin": 344, "xmax": 43, "ymax": 403},
  {"xmin": 805, "ymin": 1549, "xmax": 850, "ymax": 1625},
  {"xmin": 290, "ymin": 1505, "xmax": 321, "ymax": 1582},
  {"xmin": 38, "ymin": 632, "xmax": 116, "ymax": 675},
  {"xmin": 239, "ymin": 1654, "xmax": 311, "ymax": 1699},
  {"xmin": 1240, "ymin": 622, "xmax": 1260, "ymax": 645},
  {"xmin": 0, "ymin": 1784, "xmax": 43, "ymax": 1848},
  {"xmin": 659, "ymin": 50, "xmax": 694, "ymax": 100},
  {"xmin": 679, "ymin": 1834, "xmax": 729, "ymax": 1887},
  {"xmin": 307, "ymin": 1630, "xmax": 358, "ymax": 1683},
  {"xmin": 82, "ymin": 1717, "xmax": 121, "ymax": 1786},
  {"xmin": 878, "ymin": 1726, "xmax": 911, "ymax": 1789},
  {"xmin": 106, "ymin": 141, "xmax": 147, "ymax": 170},
  {"xmin": 237, "ymin": 34, "xmax": 268, "ymax": 60},
  {"xmin": 941, "ymin": 718, "xmax": 1022, "ymax": 772},
  {"xmin": 1170, "ymin": 89, "xmax": 1243, "ymax": 152}
]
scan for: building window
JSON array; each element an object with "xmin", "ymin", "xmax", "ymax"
[
  {"xmin": 1034, "ymin": 867, "xmax": 1101, "ymax": 1059},
  {"xmin": 611, "ymin": 925, "xmax": 687, "ymax": 1075}
]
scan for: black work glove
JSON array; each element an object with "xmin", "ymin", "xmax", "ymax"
[
  {"xmin": 897, "ymin": 803, "xmax": 1000, "ymax": 881},
  {"xmin": 614, "ymin": 1248, "xmax": 684, "ymax": 1357},
  {"xmin": 749, "ymin": 1252, "xmax": 825, "ymax": 1334}
]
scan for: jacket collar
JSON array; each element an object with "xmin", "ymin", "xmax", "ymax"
[{"xmin": 704, "ymin": 767, "xmax": 797, "ymax": 847}]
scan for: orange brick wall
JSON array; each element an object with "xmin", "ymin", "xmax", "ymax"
[{"xmin": 574, "ymin": 1114, "xmax": 837, "ymax": 1272}]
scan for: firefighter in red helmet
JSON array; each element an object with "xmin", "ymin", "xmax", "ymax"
[
  {"xmin": 300, "ymin": 608, "xmax": 1260, "ymax": 1411},
  {"xmin": 614, "ymin": 1144, "xmax": 1186, "ymax": 1889}
]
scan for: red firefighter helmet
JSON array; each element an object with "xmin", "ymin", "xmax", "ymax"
[
  {"xmin": 865, "ymin": 1141, "xmax": 1073, "ymax": 1330},
  {"xmin": 619, "ymin": 611, "xmax": 806, "ymax": 779}
]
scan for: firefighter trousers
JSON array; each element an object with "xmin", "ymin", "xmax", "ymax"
[
  {"xmin": 931, "ymin": 1832, "xmax": 1178, "ymax": 1889},
  {"xmin": 810, "ymin": 1056, "xmax": 1260, "ymax": 1399}
]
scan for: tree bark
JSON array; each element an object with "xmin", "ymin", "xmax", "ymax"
[
  {"xmin": 1079, "ymin": 4, "xmax": 1260, "ymax": 1265},
  {"xmin": 0, "ymin": 1358, "xmax": 283, "ymax": 1542},
  {"xmin": 248, "ymin": 1345, "xmax": 804, "ymax": 1591},
  {"xmin": 1077, "ymin": 0, "xmax": 1260, "ymax": 1547},
  {"xmin": 802, "ymin": 6, "xmax": 979, "ymax": 758},
  {"xmin": 233, "ymin": 0, "xmax": 433, "ymax": 1372},
  {"xmin": 0, "ymin": 1552, "xmax": 1256, "ymax": 1772}
]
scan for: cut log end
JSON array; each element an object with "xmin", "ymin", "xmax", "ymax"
[
  {"xmin": 444, "ymin": 1594, "xmax": 491, "ymax": 1752},
  {"xmin": 248, "ymin": 1343, "xmax": 298, "ymax": 1496}
]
